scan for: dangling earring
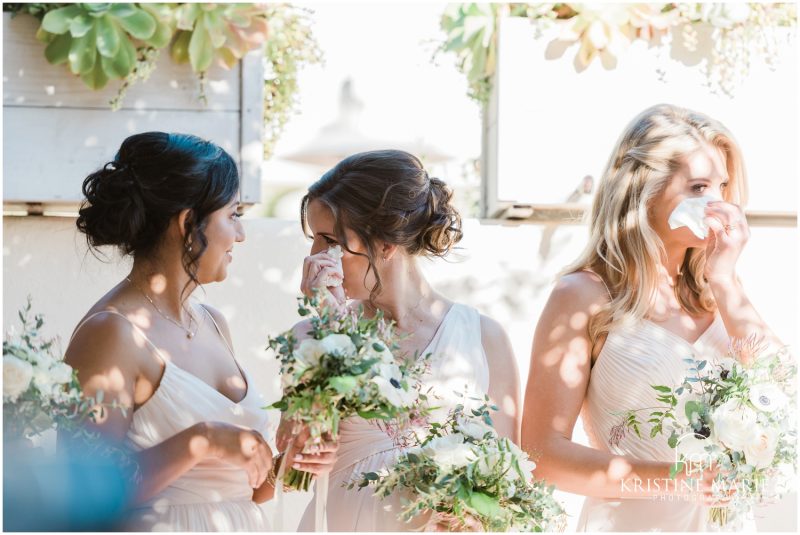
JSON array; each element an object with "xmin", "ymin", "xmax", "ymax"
[{"xmin": 188, "ymin": 244, "xmax": 193, "ymax": 253}]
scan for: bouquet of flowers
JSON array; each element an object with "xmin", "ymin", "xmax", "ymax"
[
  {"xmin": 351, "ymin": 396, "xmax": 567, "ymax": 532},
  {"xmin": 3, "ymin": 299, "xmax": 139, "ymax": 479},
  {"xmin": 613, "ymin": 337, "xmax": 797, "ymax": 527},
  {"xmin": 268, "ymin": 291, "xmax": 431, "ymax": 492}
]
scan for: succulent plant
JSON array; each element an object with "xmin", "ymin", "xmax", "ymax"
[
  {"xmin": 36, "ymin": 3, "xmax": 172, "ymax": 89},
  {"xmin": 170, "ymin": 3, "xmax": 268, "ymax": 73}
]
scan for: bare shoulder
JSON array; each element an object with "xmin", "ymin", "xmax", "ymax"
[
  {"xmin": 479, "ymin": 313, "xmax": 517, "ymax": 370},
  {"xmin": 479, "ymin": 314, "xmax": 511, "ymax": 346},
  {"xmin": 549, "ymin": 271, "xmax": 610, "ymax": 315},
  {"xmin": 65, "ymin": 310, "xmax": 147, "ymax": 381}
]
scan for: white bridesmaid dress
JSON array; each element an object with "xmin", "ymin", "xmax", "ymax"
[
  {"xmin": 297, "ymin": 303, "xmax": 491, "ymax": 532},
  {"xmin": 578, "ymin": 306, "xmax": 756, "ymax": 532},
  {"xmin": 72, "ymin": 308, "xmax": 271, "ymax": 532}
]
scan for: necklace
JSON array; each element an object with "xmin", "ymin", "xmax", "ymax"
[
  {"xmin": 125, "ymin": 276, "xmax": 198, "ymax": 339},
  {"xmin": 372, "ymin": 292, "xmax": 428, "ymax": 327}
]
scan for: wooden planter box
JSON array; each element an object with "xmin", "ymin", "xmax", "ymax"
[{"xmin": 2, "ymin": 11, "xmax": 263, "ymax": 212}]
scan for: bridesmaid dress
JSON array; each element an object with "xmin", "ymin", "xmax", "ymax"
[
  {"xmin": 297, "ymin": 303, "xmax": 491, "ymax": 531},
  {"xmin": 577, "ymin": 301, "xmax": 756, "ymax": 531},
  {"xmin": 71, "ymin": 308, "xmax": 271, "ymax": 532}
]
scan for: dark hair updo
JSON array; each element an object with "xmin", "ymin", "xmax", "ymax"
[
  {"xmin": 300, "ymin": 149, "xmax": 463, "ymax": 302},
  {"xmin": 77, "ymin": 132, "xmax": 239, "ymax": 290}
]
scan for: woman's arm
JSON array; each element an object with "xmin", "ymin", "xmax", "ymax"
[
  {"xmin": 521, "ymin": 273, "xmax": 711, "ymax": 500},
  {"xmin": 480, "ymin": 315, "xmax": 521, "ymax": 444},
  {"xmin": 64, "ymin": 314, "xmax": 272, "ymax": 505},
  {"xmin": 704, "ymin": 202, "xmax": 782, "ymax": 347}
]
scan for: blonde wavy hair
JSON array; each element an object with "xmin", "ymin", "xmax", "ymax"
[{"xmin": 563, "ymin": 103, "xmax": 748, "ymax": 346}]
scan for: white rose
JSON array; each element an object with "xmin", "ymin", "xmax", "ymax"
[
  {"xmin": 3, "ymin": 355, "xmax": 33, "ymax": 401},
  {"xmin": 48, "ymin": 362, "xmax": 74, "ymax": 384},
  {"xmin": 371, "ymin": 375, "xmax": 417, "ymax": 407},
  {"xmin": 743, "ymin": 426, "xmax": 779, "ymax": 469},
  {"xmin": 749, "ymin": 383, "xmax": 789, "ymax": 414},
  {"xmin": 711, "ymin": 399, "xmax": 758, "ymax": 451},
  {"xmin": 423, "ymin": 433, "xmax": 477, "ymax": 470},
  {"xmin": 32, "ymin": 364, "xmax": 56, "ymax": 394},
  {"xmin": 319, "ymin": 333, "xmax": 356, "ymax": 356},
  {"xmin": 295, "ymin": 338, "xmax": 325, "ymax": 367},
  {"xmin": 456, "ymin": 415, "xmax": 497, "ymax": 441}
]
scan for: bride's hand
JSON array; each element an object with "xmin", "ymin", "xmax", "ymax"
[
  {"xmin": 300, "ymin": 250, "xmax": 346, "ymax": 305},
  {"xmin": 703, "ymin": 200, "xmax": 749, "ymax": 285}
]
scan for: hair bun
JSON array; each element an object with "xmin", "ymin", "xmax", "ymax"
[
  {"xmin": 76, "ymin": 161, "xmax": 147, "ymax": 255},
  {"xmin": 417, "ymin": 176, "xmax": 462, "ymax": 256}
]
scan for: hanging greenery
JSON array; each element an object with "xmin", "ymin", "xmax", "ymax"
[
  {"xmin": 261, "ymin": 4, "xmax": 322, "ymax": 160},
  {"xmin": 439, "ymin": 3, "xmax": 797, "ymax": 105}
]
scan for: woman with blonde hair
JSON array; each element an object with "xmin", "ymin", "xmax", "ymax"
[{"xmin": 521, "ymin": 104, "xmax": 780, "ymax": 531}]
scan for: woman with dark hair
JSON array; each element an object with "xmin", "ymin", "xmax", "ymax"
[
  {"xmin": 65, "ymin": 132, "xmax": 337, "ymax": 531},
  {"xmin": 278, "ymin": 149, "xmax": 521, "ymax": 531}
]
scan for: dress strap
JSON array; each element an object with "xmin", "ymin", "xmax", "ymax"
[
  {"xmin": 199, "ymin": 304, "xmax": 235, "ymax": 358},
  {"xmin": 70, "ymin": 310, "xmax": 168, "ymax": 365}
]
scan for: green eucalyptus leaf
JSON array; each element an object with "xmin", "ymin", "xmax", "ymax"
[
  {"xmin": 44, "ymin": 32, "xmax": 72, "ymax": 65},
  {"xmin": 69, "ymin": 13, "xmax": 94, "ymax": 38},
  {"xmin": 467, "ymin": 491, "xmax": 500, "ymax": 517},
  {"xmin": 328, "ymin": 376, "xmax": 358, "ymax": 394},
  {"xmin": 95, "ymin": 16, "xmax": 121, "ymax": 58},
  {"xmin": 42, "ymin": 5, "xmax": 84, "ymax": 35}
]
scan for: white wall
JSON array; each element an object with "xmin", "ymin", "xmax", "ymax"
[{"xmin": 3, "ymin": 215, "xmax": 796, "ymax": 531}]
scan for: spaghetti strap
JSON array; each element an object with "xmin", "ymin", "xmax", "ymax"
[
  {"xmin": 199, "ymin": 304, "xmax": 235, "ymax": 358},
  {"xmin": 581, "ymin": 268, "xmax": 613, "ymax": 300},
  {"xmin": 69, "ymin": 309, "xmax": 168, "ymax": 365}
]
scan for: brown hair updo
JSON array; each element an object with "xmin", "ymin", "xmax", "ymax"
[{"xmin": 300, "ymin": 149, "xmax": 462, "ymax": 302}]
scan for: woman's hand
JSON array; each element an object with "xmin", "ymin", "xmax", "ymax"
[
  {"xmin": 300, "ymin": 250, "xmax": 346, "ymax": 305},
  {"xmin": 202, "ymin": 422, "xmax": 273, "ymax": 488},
  {"xmin": 276, "ymin": 419, "xmax": 339, "ymax": 477},
  {"xmin": 673, "ymin": 461, "xmax": 736, "ymax": 507},
  {"xmin": 703, "ymin": 201, "xmax": 749, "ymax": 285}
]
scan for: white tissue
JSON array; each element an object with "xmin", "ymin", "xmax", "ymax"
[
  {"xmin": 668, "ymin": 195, "xmax": 718, "ymax": 239},
  {"xmin": 324, "ymin": 245, "xmax": 344, "ymax": 287}
]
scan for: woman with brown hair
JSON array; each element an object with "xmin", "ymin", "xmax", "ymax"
[
  {"xmin": 64, "ymin": 132, "xmax": 338, "ymax": 531},
  {"xmin": 278, "ymin": 149, "xmax": 521, "ymax": 531}
]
